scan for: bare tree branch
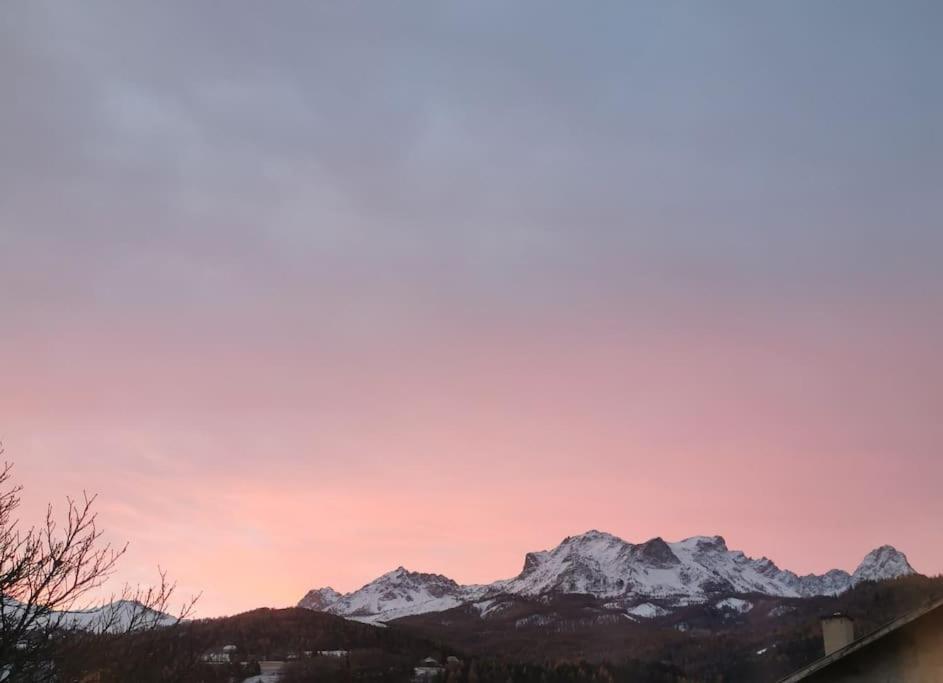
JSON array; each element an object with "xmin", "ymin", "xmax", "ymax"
[{"xmin": 0, "ymin": 445, "xmax": 199, "ymax": 682}]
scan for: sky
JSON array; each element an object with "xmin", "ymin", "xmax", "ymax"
[{"xmin": 1, "ymin": 1, "xmax": 941, "ymax": 618}]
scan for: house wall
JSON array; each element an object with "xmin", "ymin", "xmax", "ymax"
[{"xmin": 801, "ymin": 609, "xmax": 943, "ymax": 682}]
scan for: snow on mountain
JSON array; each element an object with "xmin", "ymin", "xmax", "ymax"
[
  {"xmin": 626, "ymin": 602, "xmax": 671, "ymax": 619},
  {"xmin": 306, "ymin": 567, "xmax": 488, "ymax": 624},
  {"xmin": 299, "ymin": 531, "xmax": 918, "ymax": 623},
  {"xmin": 55, "ymin": 600, "xmax": 178, "ymax": 632},
  {"xmin": 298, "ymin": 587, "xmax": 343, "ymax": 611},
  {"xmin": 496, "ymin": 530, "xmax": 641, "ymax": 598},
  {"xmin": 471, "ymin": 598, "xmax": 515, "ymax": 619},
  {"xmin": 497, "ymin": 532, "xmax": 833, "ymax": 602},
  {"xmin": 715, "ymin": 597, "xmax": 753, "ymax": 614},
  {"xmin": 792, "ymin": 569, "xmax": 854, "ymax": 597},
  {"xmin": 0, "ymin": 598, "xmax": 176, "ymax": 633},
  {"xmin": 768, "ymin": 604, "xmax": 797, "ymax": 618},
  {"xmin": 851, "ymin": 545, "xmax": 916, "ymax": 585}
]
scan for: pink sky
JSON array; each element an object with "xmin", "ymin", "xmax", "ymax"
[
  {"xmin": 2, "ymin": 1, "xmax": 942, "ymax": 618},
  {"xmin": 4, "ymin": 295, "xmax": 941, "ymax": 617}
]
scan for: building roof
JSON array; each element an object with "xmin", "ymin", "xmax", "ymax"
[{"xmin": 778, "ymin": 596, "xmax": 943, "ymax": 682}]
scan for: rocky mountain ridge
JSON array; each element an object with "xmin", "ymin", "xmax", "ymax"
[{"xmin": 298, "ymin": 530, "xmax": 917, "ymax": 623}]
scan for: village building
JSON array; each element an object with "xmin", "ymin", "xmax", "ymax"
[
  {"xmin": 779, "ymin": 597, "xmax": 943, "ymax": 681},
  {"xmin": 201, "ymin": 644, "xmax": 239, "ymax": 663}
]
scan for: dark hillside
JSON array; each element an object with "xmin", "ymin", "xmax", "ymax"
[
  {"xmin": 51, "ymin": 607, "xmax": 452, "ymax": 683},
  {"xmin": 392, "ymin": 575, "xmax": 943, "ymax": 681},
  {"xmin": 48, "ymin": 576, "xmax": 943, "ymax": 682}
]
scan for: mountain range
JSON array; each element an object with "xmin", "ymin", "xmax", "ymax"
[
  {"xmin": 298, "ymin": 530, "xmax": 916, "ymax": 624},
  {"xmin": 2, "ymin": 597, "xmax": 177, "ymax": 633}
]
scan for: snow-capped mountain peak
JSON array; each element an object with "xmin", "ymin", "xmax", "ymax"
[
  {"xmin": 313, "ymin": 566, "xmax": 475, "ymax": 624},
  {"xmin": 297, "ymin": 586, "xmax": 342, "ymax": 611},
  {"xmin": 852, "ymin": 545, "xmax": 916, "ymax": 584},
  {"xmin": 299, "ymin": 531, "xmax": 920, "ymax": 624}
]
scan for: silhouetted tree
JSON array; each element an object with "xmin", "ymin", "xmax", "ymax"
[{"xmin": 0, "ymin": 446, "xmax": 198, "ymax": 681}]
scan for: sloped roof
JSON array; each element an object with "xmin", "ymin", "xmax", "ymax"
[{"xmin": 778, "ymin": 596, "xmax": 943, "ymax": 682}]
